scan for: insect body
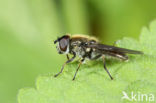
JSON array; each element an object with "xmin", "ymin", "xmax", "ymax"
[{"xmin": 54, "ymin": 34, "xmax": 143, "ymax": 80}]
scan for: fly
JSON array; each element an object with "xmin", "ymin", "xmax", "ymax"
[{"xmin": 54, "ymin": 34, "xmax": 143, "ymax": 80}]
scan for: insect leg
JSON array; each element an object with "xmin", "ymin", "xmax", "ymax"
[
  {"xmin": 109, "ymin": 52, "xmax": 128, "ymax": 61},
  {"xmin": 66, "ymin": 54, "xmax": 70, "ymax": 60},
  {"xmin": 72, "ymin": 58, "xmax": 85, "ymax": 80},
  {"xmin": 102, "ymin": 56, "xmax": 114, "ymax": 80},
  {"xmin": 90, "ymin": 54, "xmax": 102, "ymax": 60},
  {"xmin": 54, "ymin": 53, "xmax": 76, "ymax": 77}
]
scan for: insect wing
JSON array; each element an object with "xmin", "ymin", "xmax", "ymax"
[{"xmin": 85, "ymin": 44, "xmax": 143, "ymax": 54}]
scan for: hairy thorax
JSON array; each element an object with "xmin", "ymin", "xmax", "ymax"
[{"xmin": 70, "ymin": 35, "xmax": 101, "ymax": 60}]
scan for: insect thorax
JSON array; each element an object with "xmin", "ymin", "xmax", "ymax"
[{"xmin": 70, "ymin": 38, "xmax": 101, "ymax": 60}]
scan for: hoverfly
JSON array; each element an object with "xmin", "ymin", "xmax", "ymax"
[{"xmin": 54, "ymin": 34, "xmax": 143, "ymax": 80}]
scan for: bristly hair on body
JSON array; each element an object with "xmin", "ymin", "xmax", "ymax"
[{"xmin": 71, "ymin": 34, "xmax": 99, "ymax": 42}]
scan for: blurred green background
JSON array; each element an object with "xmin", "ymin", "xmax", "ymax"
[{"xmin": 0, "ymin": 0, "xmax": 156, "ymax": 103}]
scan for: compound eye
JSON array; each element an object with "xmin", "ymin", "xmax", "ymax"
[{"xmin": 59, "ymin": 38, "xmax": 69, "ymax": 52}]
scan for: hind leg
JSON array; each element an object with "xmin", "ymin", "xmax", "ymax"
[{"xmin": 102, "ymin": 56, "xmax": 113, "ymax": 80}]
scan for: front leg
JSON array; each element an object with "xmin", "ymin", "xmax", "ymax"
[
  {"xmin": 66, "ymin": 54, "xmax": 70, "ymax": 60},
  {"xmin": 54, "ymin": 53, "xmax": 76, "ymax": 77}
]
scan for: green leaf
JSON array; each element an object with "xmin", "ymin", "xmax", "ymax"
[{"xmin": 18, "ymin": 20, "xmax": 156, "ymax": 103}]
